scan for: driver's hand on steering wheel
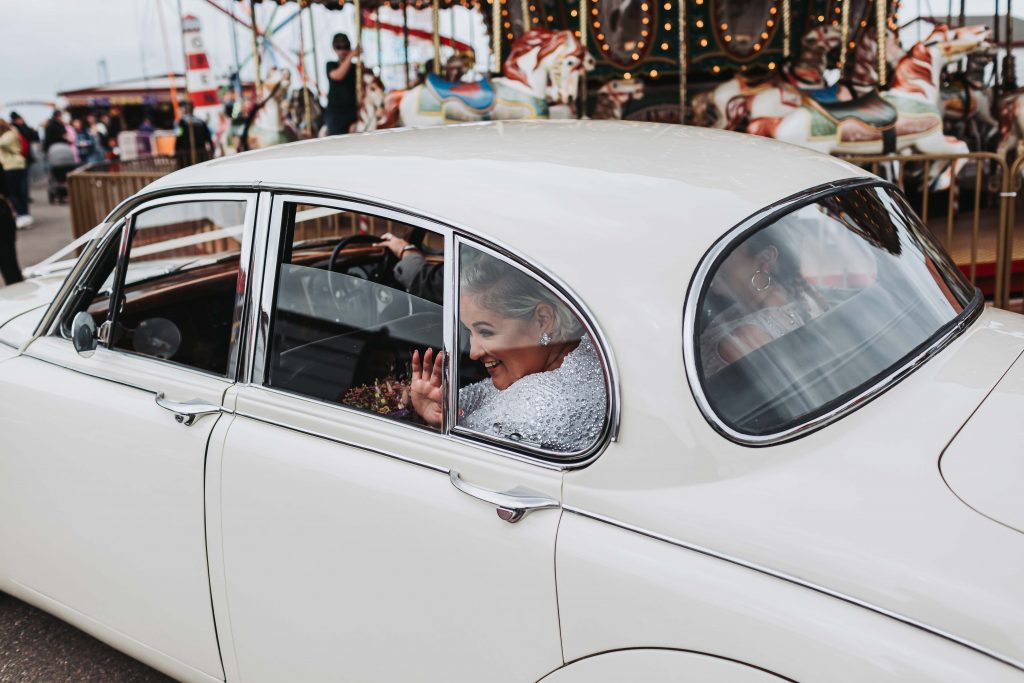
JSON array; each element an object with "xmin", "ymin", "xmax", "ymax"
[
  {"xmin": 410, "ymin": 347, "xmax": 444, "ymax": 428},
  {"xmin": 379, "ymin": 233, "xmax": 414, "ymax": 259}
]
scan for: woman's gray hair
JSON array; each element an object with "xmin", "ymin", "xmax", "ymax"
[{"xmin": 460, "ymin": 248, "xmax": 584, "ymax": 343}]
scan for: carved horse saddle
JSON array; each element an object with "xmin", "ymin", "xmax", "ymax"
[
  {"xmin": 803, "ymin": 84, "xmax": 845, "ymax": 104},
  {"xmin": 426, "ymin": 74, "xmax": 495, "ymax": 112},
  {"xmin": 808, "ymin": 90, "xmax": 899, "ymax": 151}
]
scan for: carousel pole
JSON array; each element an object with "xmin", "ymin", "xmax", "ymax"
[
  {"xmin": 578, "ymin": 0, "xmax": 587, "ymax": 116},
  {"xmin": 376, "ymin": 7, "xmax": 384, "ymax": 74},
  {"xmin": 782, "ymin": 0, "xmax": 791, "ymax": 60},
  {"xmin": 959, "ymin": 0, "xmax": 965, "ymax": 27},
  {"xmin": 308, "ymin": 3, "xmax": 323, "ymax": 97},
  {"xmin": 433, "ymin": 0, "xmax": 442, "ymax": 74},
  {"xmin": 250, "ymin": 0, "xmax": 264, "ymax": 97},
  {"xmin": 177, "ymin": 0, "xmax": 197, "ymax": 166},
  {"xmin": 876, "ymin": 0, "xmax": 887, "ymax": 87},
  {"xmin": 1005, "ymin": 0, "xmax": 1017, "ymax": 89},
  {"xmin": 300, "ymin": 3, "xmax": 314, "ymax": 138},
  {"xmin": 403, "ymin": 2, "xmax": 412, "ymax": 86},
  {"xmin": 838, "ymin": 0, "xmax": 851, "ymax": 72},
  {"xmin": 520, "ymin": 0, "xmax": 530, "ymax": 34},
  {"xmin": 492, "ymin": 0, "xmax": 502, "ymax": 73},
  {"xmin": 678, "ymin": 0, "xmax": 686, "ymax": 124},
  {"xmin": 355, "ymin": 0, "xmax": 364, "ymax": 103}
]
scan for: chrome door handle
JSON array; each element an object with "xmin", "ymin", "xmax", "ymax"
[
  {"xmin": 155, "ymin": 393, "xmax": 222, "ymax": 426},
  {"xmin": 449, "ymin": 470, "xmax": 559, "ymax": 523}
]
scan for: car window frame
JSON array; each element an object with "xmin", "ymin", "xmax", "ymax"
[
  {"xmin": 248, "ymin": 191, "xmax": 619, "ymax": 470},
  {"xmin": 45, "ymin": 190, "xmax": 260, "ymax": 383},
  {"xmin": 682, "ymin": 176, "xmax": 984, "ymax": 447}
]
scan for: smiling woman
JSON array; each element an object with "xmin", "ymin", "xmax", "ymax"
[{"xmin": 410, "ymin": 244, "xmax": 608, "ymax": 454}]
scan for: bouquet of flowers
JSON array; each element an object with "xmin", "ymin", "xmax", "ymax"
[{"xmin": 341, "ymin": 376, "xmax": 413, "ymax": 419}]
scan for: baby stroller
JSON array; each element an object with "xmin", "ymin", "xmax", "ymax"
[{"xmin": 46, "ymin": 142, "xmax": 78, "ymax": 204}]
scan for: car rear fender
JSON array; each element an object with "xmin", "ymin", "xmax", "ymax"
[{"xmin": 538, "ymin": 649, "xmax": 790, "ymax": 682}]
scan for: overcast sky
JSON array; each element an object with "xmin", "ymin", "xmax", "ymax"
[{"xmin": 0, "ymin": 0, "xmax": 1018, "ymax": 126}]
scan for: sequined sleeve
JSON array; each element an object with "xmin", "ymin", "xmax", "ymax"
[{"xmin": 456, "ymin": 335, "xmax": 607, "ymax": 452}]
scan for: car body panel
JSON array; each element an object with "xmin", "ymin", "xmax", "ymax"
[
  {"xmin": 0, "ymin": 335, "xmax": 227, "ymax": 681},
  {"xmin": 209, "ymin": 385, "xmax": 564, "ymax": 682},
  {"xmin": 0, "ymin": 274, "xmax": 66, "ymax": 335},
  {"xmin": 0, "ymin": 306, "xmax": 47, "ymax": 349},
  {"xmin": 564, "ymin": 307, "xmax": 1024, "ymax": 670},
  {"xmin": 556, "ymin": 513, "xmax": 1023, "ymax": 681},
  {"xmin": 537, "ymin": 649, "xmax": 788, "ymax": 682},
  {"xmin": 942, "ymin": 352, "xmax": 1024, "ymax": 534}
]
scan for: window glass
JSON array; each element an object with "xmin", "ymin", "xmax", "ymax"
[
  {"xmin": 454, "ymin": 245, "xmax": 609, "ymax": 455},
  {"xmin": 109, "ymin": 200, "xmax": 248, "ymax": 376},
  {"xmin": 266, "ymin": 203, "xmax": 444, "ymax": 429},
  {"xmin": 694, "ymin": 184, "xmax": 974, "ymax": 438}
]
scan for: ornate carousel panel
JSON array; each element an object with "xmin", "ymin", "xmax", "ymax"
[
  {"xmin": 710, "ymin": 0, "xmax": 780, "ymax": 59},
  {"xmin": 593, "ymin": 0, "xmax": 656, "ymax": 68}
]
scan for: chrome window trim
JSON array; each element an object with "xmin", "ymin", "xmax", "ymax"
[
  {"xmin": 42, "ymin": 191, "xmax": 259, "ymax": 381},
  {"xmin": 682, "ymin": 177, "xmax": 983, "ymax": 447},
  {"xmin": 563, "ymin": 505, "xmax": 1024, "ymax": 673},
  {"xmin": 249, "ymin": 190, "xmax": 618, "ymax": 471}
]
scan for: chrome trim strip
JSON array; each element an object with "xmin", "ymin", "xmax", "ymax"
[
  {"xmin": 682, "ymin": 177, "xmax": 984, "ymax": 447},
  {"xmin": 227, "ymin": 195, "xmax": 261, "ymax": 381},
  {"xmin": 563, "ymin": 506, "xmax": 1024, "ymax": 673},
  {"xmin": 240, "ymin": 191, "xmax": 273, "ymax": 384},
  {"xmin": 232, "ymin": 407, "xmax": 448, "ymax": 476}
]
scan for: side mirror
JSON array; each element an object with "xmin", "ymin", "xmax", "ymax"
[{"xmin": 71, "ymin": 311, "xmax": 98, "ymax": 357}]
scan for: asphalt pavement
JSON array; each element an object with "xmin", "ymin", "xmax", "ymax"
[{"xmin": 0, "ymin": 180, "xmax": 173, "ymax": 681}]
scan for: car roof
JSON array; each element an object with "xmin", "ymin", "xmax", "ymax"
[{"xmin": 146, "ymin": 120, "xmax": 868, "ymax": 318}]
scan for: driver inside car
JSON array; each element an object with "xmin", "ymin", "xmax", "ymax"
[
  {"xmin": 699, "ymin": 226, "xmax": 827, "ymax": 378},
  {"xmin": 378, "ymin": 232, "xmax": 444, "ymax": 304}
]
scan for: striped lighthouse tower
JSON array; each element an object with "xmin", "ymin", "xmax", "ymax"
[{"xmin": 182, "ymin": 15, "xmax": 220, "ymax": 117}]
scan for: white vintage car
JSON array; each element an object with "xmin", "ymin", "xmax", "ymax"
[{"xmin": 1, "ymin": 121, "xmax": 1022, "ymax": 682}]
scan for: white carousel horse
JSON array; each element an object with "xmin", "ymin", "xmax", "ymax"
[
  {"xmin": 692, "ymin": 26, "xmax": 846, "ymax": 131},
  {"xmin": 241, "ymin": 68, "xmax": 298, "ymax": 150},
  {"xmin": 759, "ymin": 25, "xmax": 991, "ymax": 190},
  {"xmin": 940, "ymin": 45, "xmax": 999, "ymax": 151},
  {"xmin": 357, "ymin": 29, "xmax": 590, "ymax": 130},
  {"xmin": 592, "ymin": 78, "xmax": 645, "ymax": 119},
  {"xmin": 284, "ymin": 84, "xmax": 325, "ymax": 139},
  {"xmin": 848, "ymin": 25, "xmax": 907, "ymax": 94}
]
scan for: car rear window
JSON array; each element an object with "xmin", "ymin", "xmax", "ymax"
[{"xmin": 690, "ymin": 182, "xmax": 976, "ymax": 441}]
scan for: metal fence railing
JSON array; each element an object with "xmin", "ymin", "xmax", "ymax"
[{"xmin": 67, "ymin": 156, "xmax": 178, "ymax": 238}]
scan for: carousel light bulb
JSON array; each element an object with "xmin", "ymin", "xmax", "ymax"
[
  {"xmin": 593, "ymin": 20, "xmax": 600, "ymax": 27},
  {"xmin": 700, "ymin": 38, "xmax": 708, "ymax": 47},
  {"xmin": 597, "ymin": 32, "xmax": 605, "ymax": 39},
  {"xmin": 754, "ymin": 43, "xmax": 761, "ymax": 50},
  {"xmin": 638, "ymin": 40, "xmax": 645, "ymax": 47},
  {"xmin": 849, "ymin": 41, "xmax": 855, "ymax": 48},
  {"xmin": 767, "ymin": 19, "xmax": 774, "ymax": 27},
  {"xmin": 602, "ymin": 44, "xmax": 609, "ymax": 50},
  {"xmin": 817, "ymin": 15, "xmax": 824, "ymax": 22},
  {"xmin": 861, "ymin": 20, "xmax": 867, "ymax": 27},
  {"xmin": 761, "ymin": 32, "xmax": 768, "ymax": 39},
  {"xmin": 504, "ymin": 20, "xmax": 510, "ymax": 27},
  {"xmin": 632, "ymin": 53, "xmax": 640, "ymax": 60},
  {"xmin": 547, "ymin": 15, "xmax": 554, "ymax": 21},
  {"xmin": 835, "ymin": 6, "xmax": 841, "ymax": 13},
  {"xmin": 663, "ymin": 1, "xmax": 671, "ymax": 8},
  {"xmin": 507, "ymin": 32, "xmax": 514, "ymax": 39},
  {"xmin": 592, "ymin": 7, "xmax": 598, "ymax": 15},
  {"xmin": 832, "ymin": 19, "xmax": 839, "ymax": 26},
  {"xmin": 529, "ymin": 3, "xmax": 535, "ymax": 9},
  {"xmin": 650, "ymin": 69, "xmax": 658, "ymax": 77},
  {"xmin": 641, "ymin": 29, "xmax": 648, "ymax": 36},
  {"xmin": 713, "ymin": 65, "xmax": 721, "ymax": 73},
  {"xmin": 725, "ymin": 35, "xmax": 732, "ymax": 42},
  {"xmin": 641, "ymin": 2, "xmax": 649, "ymax": 10},
  {"xmin": 624, "ymin": 72, "xmax": 632, "ymax": 79},
  {"xmin": 769, "ymin": 6, "xmax": 777, "ymax": 14},
  {"xmin": 570, "ymin": 8, "xmax": 577, "ymax": 16},
  {"xmin": 768, "ymin": 61, "xmax": 776, "ymax": 69},
  {"xmin": 720, "ymin": 22, "xmax": 727, "ymax": 30},
  {"xmin": 664, "ymin": 22, "xmax": 671, "ymax": 30},
  {"xmin": 533, "ymin": 17, "xmax": 539, "ymax": 22},
  {"xmin": 661, "ymin": 41, "xmax": 669, "ymax": 50},
  {"xmin": 696, "ymin": 19, "xmax": 704, "ymax": 27}
]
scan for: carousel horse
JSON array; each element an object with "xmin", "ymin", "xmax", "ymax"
[
  {"xmin": 848, "ymin": 25, "xmax": 907, "ymax": 94},
  {"xmin": 692, "ymin": 26, "xmax": 846, "ymax": 131},
  {"xmin": 758, "ymin": 25, "xmax": 991, "ymax": 191},
  {"xmin": 592, "ymin": 78, "xmax": 645, "ymax": 119},
  {"xmin": 356, "ymin": 72, "xmax": 390, "ymax": 132},
  {"xmin": 940, "ymin": 45, "xmax": 999, "ymax": 151},
  {"xmin": 285, "ymin": 84, "xmax": 325, "ymax": 139},
  {"xmin": 357, "ymin": 30, "xmax": 589, "ymax": 129},
  {"xmin": 240, "ymin": 68, "xmax": 298, "ymax": 151}
]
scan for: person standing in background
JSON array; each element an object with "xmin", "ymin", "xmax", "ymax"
[
  {"xmin": 72, "ymin": 118, "xmax": 99, "ymax": 166},
  {"xmin": 43, "ymin": 111, "xmax": 69, "ymax": 152},
  {"xmin": 9, "ymin": 112, "xmax": 38, "ymax": 175},
  {"xmin": 0, "ymin": 150, "xmax": 24, "ymax": 284},
  {"xmin": 0, "ymin": 119, "xmax": 31, "ymax": 229},
  {"xmin": 325, "ymin": 33, "xmax": 360, "ymax": 135}
]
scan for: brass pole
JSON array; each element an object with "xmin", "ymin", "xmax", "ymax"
[
  {"xmin": 521, "ymin": 0, "xmax": 530, "ymax": 35},
  {"xmin": 403, "ymin": 2, "xmax": 411, "ymax": 87},
  {"xmin": 309, "ymin": 2, "xmax": 323, "ymax": 97},
  {"xmin": 355, "ymin": 0, "xmax": 363, "ymax": 104},
  {"xmin": 579, "ymin": 0, "xmax": 587, "ymax": 116},
  {"xmin": 782, "ymin": 0, "xmax": 791, "ymax": 59},
  {"xmin": 433, "ymin": 0, "xmax": 442, "ymax": 74},
  {"xmin": 300, "ymin": 4, "xmax": 314, "ymax": 138},
  {"xmin": 377, "ymin": 8, "xmax": 384, "ymax": 74},
  {"xmin": 249, "ymin": 0, "xmax": 263, "ymax": 98},
  {"xmin": 492, "ymin": 0, "xmax": 502, "ymax": 73},
  {"xmin": 838, "ymin": 0, "xmax": 851, "ymax": 71},
  {"xmin": 678, "ymin": 0, "xmax": 686, "ymax": 124},
  {"xmin": 876, "ymin": 0, "xmax": 887, "ymax": 86}
]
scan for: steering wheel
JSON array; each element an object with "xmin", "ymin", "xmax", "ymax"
[
  {"xmin": 325, "ymin": 233, "xmax": 399, "ymax": 322},
  {"xmin": 328, "ymin": 233, "xmax": 396, "ymax": 283}
]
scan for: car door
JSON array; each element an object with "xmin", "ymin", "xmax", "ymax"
[
  {"xmin": 0, "ymin": 192, "xmax": 259, "ymax": 682},
  {"xmin": 208, "ymin": 195, "xmax": 614, "ymax": 682}
]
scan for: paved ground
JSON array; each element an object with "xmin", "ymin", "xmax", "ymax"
[{"xmin": 1, "ymin": 180, "xmax": 172, "ymax": 681}]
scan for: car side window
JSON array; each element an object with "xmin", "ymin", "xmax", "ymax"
[
  {"xmin": 453, "ymin": 244, "xmax": 609, "ymax": 456},
  {"xmin": 108, "ymin": 200, "xmax": 249, "ymax": 376},
  {"xmin": 265, "ymin": 202, "xmax": 445, "ymax": 430}
]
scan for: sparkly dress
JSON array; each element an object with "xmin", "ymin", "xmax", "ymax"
[{"xmin": 457, "ymin": 335, "xmax": 607, "ymax": 452}]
